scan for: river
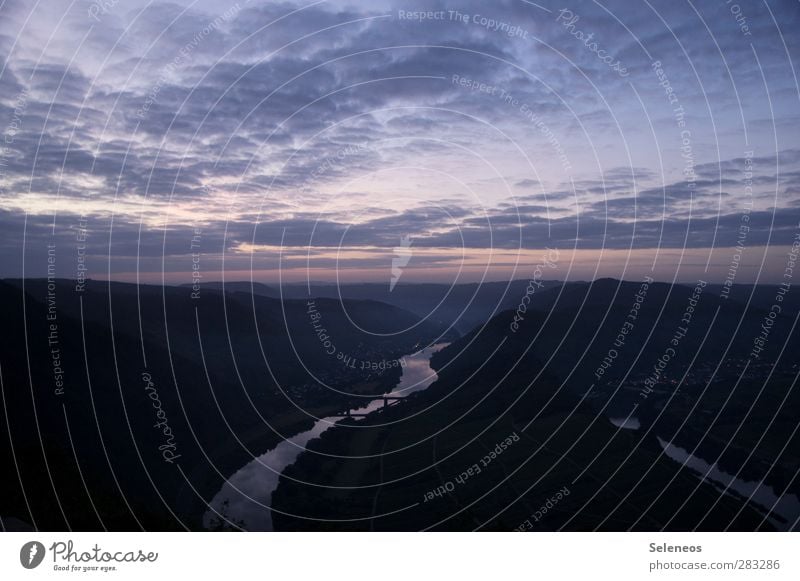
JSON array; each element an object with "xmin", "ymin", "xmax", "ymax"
[
  {"xmin": 658, "ymin": 437, "xmax": 800, "ymax": 530},
  {"xmin": 606, "ymin": 416, "xmax": 798, "ymax": 529},
  {"xmin": 203, "ymin": 343, "xmax": 448, "ymax": 531}
]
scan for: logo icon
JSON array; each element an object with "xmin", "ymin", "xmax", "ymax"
[
  {"xmin": 390, "ymin": 235, "xmax": 413, "ymax": 291},
  {"xmin": 20, "ymin": 541, "xmax": 45, "ymax": 569}
]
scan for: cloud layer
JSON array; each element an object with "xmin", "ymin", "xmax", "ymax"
[{"xmin": 1, "ymin": 0, "xmax": 799, "ymax": 282}]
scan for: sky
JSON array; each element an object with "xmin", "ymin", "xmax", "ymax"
[{"xmin": 1, "ymin": 0, "xmax": 799, "ymax": 286}]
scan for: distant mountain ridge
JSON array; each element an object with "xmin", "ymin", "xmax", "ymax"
[
  {"xmin": 3, "ymin": 277, "xmax": 796, "ymax": 531},
  {"xmin": 0, "ymin": 278, "xmax": 449, "ymax": 530},
  {"xmin": 187, "ymin": 278, "xmax": 800, "ymax": 336},
  {"xmin": 272, "ymin": 279, "xmax": 794, "ymax": 530}
]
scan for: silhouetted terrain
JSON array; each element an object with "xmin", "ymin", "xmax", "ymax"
[
  {"xmin": 271, "ymin": 279, "xmax": 799, "ymax": 531},
  {"xmin": 1, "ymin": 278, "xmax": 797, "ymax": 531},
  {"xmin": 0, "ymin": 279, "xmax": 449, "ymax": 530},
  {"xmin": 190, "ymin": 280, "xmax": 563, "ymax": 334}
]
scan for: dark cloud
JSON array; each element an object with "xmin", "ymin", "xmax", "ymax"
[{"xmin": 0, "ymin": 0, "xmax": 799, "ymax": 280}]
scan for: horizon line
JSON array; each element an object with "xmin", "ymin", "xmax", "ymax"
[{"xmin": 1, "ymin": 276, "xmax": 781, "ymax": 287}]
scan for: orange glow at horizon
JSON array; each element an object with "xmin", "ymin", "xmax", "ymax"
[{"xmin": 98, "ymin": 245, "xmax": 796, "ymax": 286}]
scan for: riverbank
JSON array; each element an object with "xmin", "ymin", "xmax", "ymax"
[
  {"xmin": 176, "ymin": 378, "xmax": 398, "ymax": 529},
  {"xmin": 201, "ymin": 344, "xmax": 448, "ymax": 530}
]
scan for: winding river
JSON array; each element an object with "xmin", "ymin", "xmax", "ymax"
[
  {"xmin": 605, "ymin": 412, "xmax": 799, "ymax": 529},
  {"xmin": 658, "ymin": 437, "xmax": 800, "ymax": 530},
  {"xmin": 204, "ymin": 343, "xmax": 447, "ymax": 531}
]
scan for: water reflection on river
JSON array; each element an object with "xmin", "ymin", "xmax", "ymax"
[
  {"xmin": 658, "ymin": 437, "xmax": 800, "ymax": 530},
  {"xmin": 203, "ymin": 343, "xmax": 447, "ymax": 531},
  {"xmin": 609, "ymin": 416, "xmax": 641, "ymax": 430}
]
